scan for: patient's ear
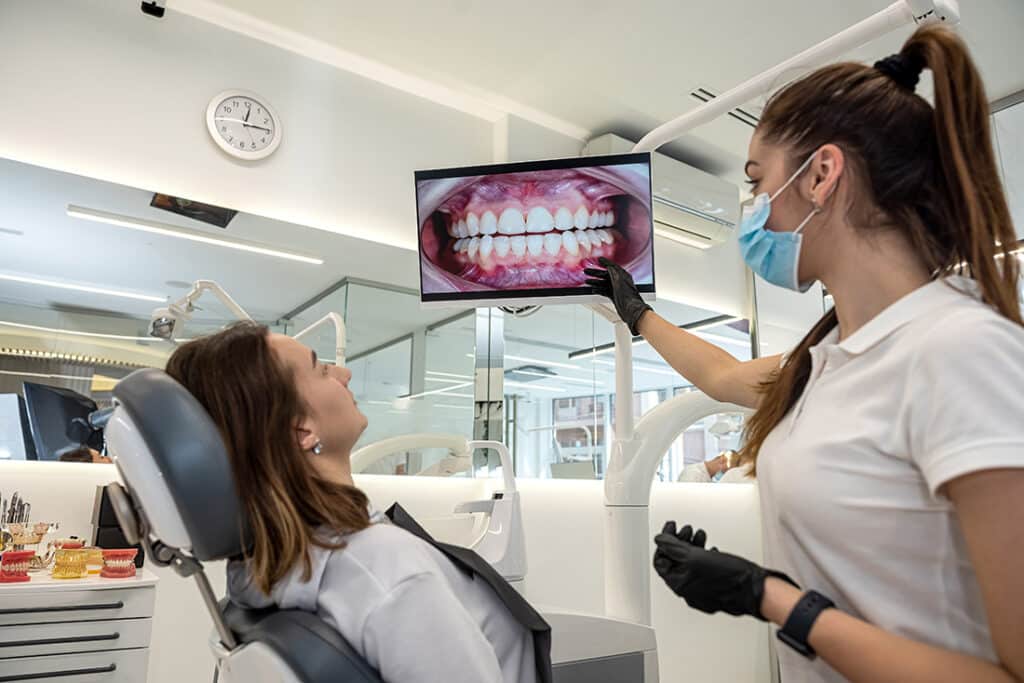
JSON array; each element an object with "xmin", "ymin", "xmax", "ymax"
[{"xmin": 294, "ymin": 417, "xmax": 319, "ymax": 454}]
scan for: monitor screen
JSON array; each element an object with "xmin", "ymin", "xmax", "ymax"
[
  {"xmin": 415, "ymin": 152, "xmax": 654, "ymax": 307},
  {"xmin": 21, "ymin": 382, "xmax": 98, "ymax": 461}
]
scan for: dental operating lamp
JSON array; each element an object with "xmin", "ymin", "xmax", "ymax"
[
  {"xmin": 149, "ymin": 279, "xmax": 252, "ymax": 340},
  {"xmin": 603, "ymin": 0, "xmax": 961, "ymax": 627},
  {"xmin": 292, "ymin": 312, "xmax": 347, "ymax": 366}
]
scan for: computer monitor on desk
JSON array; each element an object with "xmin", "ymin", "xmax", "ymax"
[{"xmin": 21, "ymin": 382, "xmax": 98, "ymax": 461}]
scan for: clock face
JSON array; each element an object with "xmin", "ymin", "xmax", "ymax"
[{"xmin": 206, "ymin": 91, "xmax": 281, "ymax": 160}]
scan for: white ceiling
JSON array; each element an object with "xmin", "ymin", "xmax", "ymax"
[
  {"xmin": 0, "ymin": 158, "xmax": 411, "ymax": 326},
  {"xmin": 194, "ymin": 0, "xmax": 1024, "ymax": 179}
]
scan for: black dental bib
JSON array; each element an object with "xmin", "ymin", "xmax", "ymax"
[{"xmin": 384, "ymin": 503, "xmax": 553, "ymax": 683}]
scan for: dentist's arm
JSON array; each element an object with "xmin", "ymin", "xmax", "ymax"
[{"xmin": 586, "ymin": 259, "xmax": 779, "ymax": 409}]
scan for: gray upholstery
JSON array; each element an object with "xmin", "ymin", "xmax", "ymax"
[
  {"xmin": 222, "ymin": 600, "xmax": 383, "ymax": 683},
  {"xmin": 113, "ymin": 368, "xmax": 249, "ymax": 561},
  {"xmin": 113, "ymin": 369, "xmax": 382, "ymax": 682}
]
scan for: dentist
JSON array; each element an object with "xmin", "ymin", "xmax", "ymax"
[{"xmin": 587, "ymin": 24, "xmax": 1024, "ymax": 683}]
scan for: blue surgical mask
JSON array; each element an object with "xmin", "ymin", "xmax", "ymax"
[{"xmin": 738, "ymin": 152, "xmax": 824, "ymax": 292}]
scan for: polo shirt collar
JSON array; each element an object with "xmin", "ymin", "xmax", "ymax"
[{"xmin": 817, "ymin": 276, "xmax": 980, "ymax": 356}]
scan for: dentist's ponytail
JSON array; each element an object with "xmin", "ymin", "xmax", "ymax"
[
  {"xmin": 740, "ymin": 24, "xmax": 1018, "ymax": 476},
  {"xmin": 902, "ymin": 25, "xmax": 1020, "ymax": 319}
]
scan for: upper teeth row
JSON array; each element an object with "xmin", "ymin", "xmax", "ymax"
[
  {"xmin": 104, "ymin": 559, "xmax": 135, "ymax": 568},
  {"xmin": 2, "ymin": 562, "xmax": 29, "ymax": 572},
  {"xmin": 449, "ymin": 207, "xmax": 615, "ymax": 238}
]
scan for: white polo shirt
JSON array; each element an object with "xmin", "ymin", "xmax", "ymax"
[{"xmin": 757, "ymin": 276, "xmax": 1024, "ymax": 683}]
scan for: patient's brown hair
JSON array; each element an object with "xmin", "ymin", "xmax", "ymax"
[{"xmin": 166, "ymin": 322, "xmax": 370, "ymax": 594}]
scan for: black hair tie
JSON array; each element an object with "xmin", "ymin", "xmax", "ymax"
[{"xmin": 873, "ymin": 53, "xmax": 925, "ymax": 92}]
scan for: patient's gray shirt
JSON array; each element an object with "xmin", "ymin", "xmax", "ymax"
[{"xmin": 227, "ymin": 511, "xmax": 537, "ymax": 683}]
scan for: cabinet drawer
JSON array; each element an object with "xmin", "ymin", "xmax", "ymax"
[
  {"xmin": 0, "ymin": 647, "xmax": 149, "ymax": 682},
  {"xmin": 0, "ymin": 618, "xmax": 151, "ymax": 659},
  {"xmin": 0, "ymin": 587, "xmax": 154, "ymax": 627}
]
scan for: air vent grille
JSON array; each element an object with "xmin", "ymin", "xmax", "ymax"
[{"xmin": 689, "ymin": 87, "xmax": 760, "ymax": 128}]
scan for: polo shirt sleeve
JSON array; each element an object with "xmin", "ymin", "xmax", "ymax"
[{"xmin": 908, "ymin": 314, "xmax": 1024, "ymax": 497}]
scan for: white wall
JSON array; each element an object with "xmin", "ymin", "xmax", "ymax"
[
  {"xmin": 754, "ymin": 277, "xmax": 826, "ymax": 356},
  {"xmin": 0, "ymin": 0, "xmax": 753, "ymax": 320},
  {"xmin": 1, "ymin": 462, "xmax": 769, "ymax": 683},
  {"xmin": 0, "ymin": 0, "xmax": 492, "ymax": 260}
]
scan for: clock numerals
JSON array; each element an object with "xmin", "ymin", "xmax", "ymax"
[{"xmin": 210, "ymin": 93, "xmax": 278, "ymax": 158}]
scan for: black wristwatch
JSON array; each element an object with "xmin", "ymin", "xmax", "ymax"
[{"xmin": 777, "ymin": 590, "xmax": 835, "ymax": 659}]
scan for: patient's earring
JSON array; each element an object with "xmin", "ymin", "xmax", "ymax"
[{"xmin": 311, "ymin": 440, "xmax": 323, "ymax": 456}]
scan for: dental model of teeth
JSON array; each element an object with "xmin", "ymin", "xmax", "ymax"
[
  {"xmin": 448, "ymin": 206, "xmax": 618, "ymax": 268},
  {"xmin": 0, "ymin": 550, "xmax": 34, "ymax": 582},
  {"xmin": 101, "ymin": 548, "xmax": 138, "ymax": 579}
]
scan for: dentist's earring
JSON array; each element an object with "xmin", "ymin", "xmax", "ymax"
[{"xmin": 311, "ymin": 441, "xmax": 323, "ymax": 456}]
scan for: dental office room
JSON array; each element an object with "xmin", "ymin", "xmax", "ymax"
[{"xmin": 1, "ymin": 0, "xmax": 1023, "ymax": 681}]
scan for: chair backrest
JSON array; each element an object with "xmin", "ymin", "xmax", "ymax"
[{"xmin": 106, "ymin": 368, "xmax": 381, "ymax": 683}]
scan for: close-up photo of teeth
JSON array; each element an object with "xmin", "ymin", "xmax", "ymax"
[{"xmin": 417, "ymin": 162, "xmax": 653, "ymax": 294}]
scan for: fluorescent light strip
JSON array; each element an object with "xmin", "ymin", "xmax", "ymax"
[
  {"xmin": 568, "ymin": 315, "xmax": 744, "ymax": 360},
  {"xmin": 0, "ymin": 273, "xmax": 164, "ymax": 303},
  {"xmin": 0, "ymin": 370, "xmax": 92, "ymax": 383},
  {"xmin": 401, "ymin": 381, "xmax": 474, "ymax": 400},
  {"xmin": 505, "ymin": 380, "xmax": 565, "ymax": 393},
  {"xmin": 593, "ymin": 358, "xmax": 682, "ymax": 377},
  {"xmin": 434, "ymin": 403, "xmax": 473, "ymax": 410},
  {"xmin": 67, "ymin": 205, "xmax": 324, "ymax": 265},
  {"xmin": 654, "ymin": 226, "xmax": 712, "ymax": 250},
  {"xmin": 0, "ymin": 320, "xmax": 157, "ymax": 342},
  {"xmin": 426, "ymin": 370, "xmax": 473, "ymax": 380},
  {"xmin": 474, "ymin": 353, "xmax": 583, "ymax": 371},
  {"xmin": 425, "ymin": 377, "xmax": 469, "ymax": 385},
  {"xmin": 511, "ymin": 369, "xmax": 596, "ymax": 386}
]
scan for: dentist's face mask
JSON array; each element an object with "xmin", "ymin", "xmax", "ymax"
[{"xmin": 738, "ymin": 152, "xmax": 828, "ymax": 292}]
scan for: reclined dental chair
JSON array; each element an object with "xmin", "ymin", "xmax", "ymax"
[{"xmin": 100, "ymin": 368, "xmax": 383, "ymax": 683}]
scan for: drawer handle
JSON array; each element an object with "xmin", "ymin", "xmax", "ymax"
[
  {"xmin": 0, "ymin": 632, "xmax": 120, "ymax": 648},
  {"xmin": 0, "ymin": 601, "xmax": 124, "ymax": 616},
  {"xmin": 0, "ymin": 664, "xmax": 117, "ymax": 681}
]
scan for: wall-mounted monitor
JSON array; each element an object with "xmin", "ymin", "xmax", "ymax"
[{"xmin": 416, "ymin": 153, "xmax": 655, "ymax": 307}]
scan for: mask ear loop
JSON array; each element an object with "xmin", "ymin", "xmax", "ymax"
[
  {"xmin": 794, "ymin": 170, "xmax": 841, "ymax": 236},
  {"xmin": 768, "ymin": 152, "xmax": 818, "ymax": 203}
]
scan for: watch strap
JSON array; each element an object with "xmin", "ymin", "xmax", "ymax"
[{"xmin": 777, "ymin": 589, "xmax": 835, "ymax": 659}]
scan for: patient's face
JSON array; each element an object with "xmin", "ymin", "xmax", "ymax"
[{"xmin": 267, "ymin": 334, "xmax": 367, "ymax": 456}]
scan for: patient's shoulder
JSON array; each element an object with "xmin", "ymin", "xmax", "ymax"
[{"xmin": 325, "ymin": 522, "xmax": 443, "ymax": 594}]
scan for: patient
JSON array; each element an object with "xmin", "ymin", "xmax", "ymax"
[{"xmin": 165, "ymin": 322, "xmax": 541, "ymax": 683}]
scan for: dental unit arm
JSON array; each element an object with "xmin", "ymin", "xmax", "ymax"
[
  {"xmin": 632, "ymin": 0, "xmax": 960, "ymax": 153},
  {"xmin": 149, "ymin": 279, "xmax": 252, "ymax": 340},
  {"xmin": 293, "ymin": 313, "xmax": 347, "ymax": 366},
  {"xmin": 352, "ymin": 435, "xmax": 526, "ymax": 583}
]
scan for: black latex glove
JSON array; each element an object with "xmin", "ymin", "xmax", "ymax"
[
  {"xmin": 583, "ymin": 257, "xmax": 652, "ymax": 336},
  {"xmin": 653, "ymin": 521, "xmax": 799, "ymax": 621}
]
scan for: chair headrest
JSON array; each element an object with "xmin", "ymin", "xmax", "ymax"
[{"xmin": 108, "ymin": 368, "xmax": 249, "ymax": 561}]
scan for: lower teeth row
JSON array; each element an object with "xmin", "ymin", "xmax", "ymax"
[{"xmin": 452, "ymin": 229, "xmax": 614, "ymax": 261}]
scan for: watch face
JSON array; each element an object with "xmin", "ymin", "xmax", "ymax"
[{"xmin": 208, "ymin": 92, "xmax": 279, "ymax": 158}]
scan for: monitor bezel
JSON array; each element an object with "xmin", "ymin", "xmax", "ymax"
[{"xmin": 415, "ymin": 152, "xmax": 655, "ymax": 308}]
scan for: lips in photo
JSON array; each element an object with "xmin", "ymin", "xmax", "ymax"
[{"xmin": 418, "ymin": 162, "xmax": 653, "ymax": 294}]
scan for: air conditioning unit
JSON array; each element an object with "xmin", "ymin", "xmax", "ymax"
[{"xmin": 582, "ymin": 133, "xmax": 738, "ymax": 250}]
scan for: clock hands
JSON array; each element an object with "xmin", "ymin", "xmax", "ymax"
[{"xmin": 213, "ymin": 116, "xmax": 271, "ymax": 133}]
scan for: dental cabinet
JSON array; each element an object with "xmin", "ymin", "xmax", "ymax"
[{"xmin": 0, "ymin": 570, "xmax": 158, "ymax": 681}]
